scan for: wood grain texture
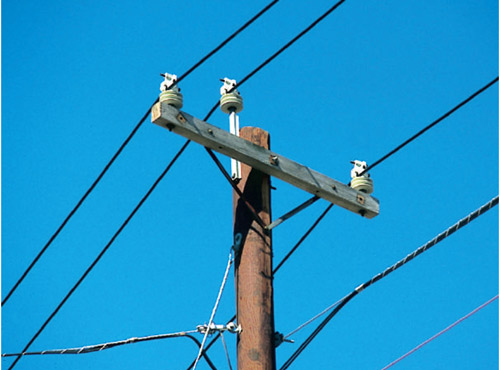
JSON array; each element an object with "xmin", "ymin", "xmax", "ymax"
[{"xmin": 152, "ymin": 102, "xmax": 379, "ymax": 218}]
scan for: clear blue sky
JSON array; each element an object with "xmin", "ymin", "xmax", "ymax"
[{"xmin": 2, "ymin": 1, "xmax": 498, "ymax": 369}]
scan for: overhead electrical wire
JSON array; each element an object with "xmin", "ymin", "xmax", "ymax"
[
  {"xmin": 380, "ymin": 294, "xmax": 499, "ymax": 370},
  {"xmin": 185, "ymin": 202, "xmax": 334, "ymax": 370},
  {"xmin": 187, "ymin": 35, "xmax": 498, "ymax": 370},
  {"xmin": 271, "ymin": 74, "xmax": 500, "ymax": 270},
  {"xmin": 279, "ymin": 195, "xmax": 499, "ymax": 370},
  {"xmin": 271, "ymin": 75, "xmax": 499, "ymax": 234},
  {"xmin": 9, "ymin": 0, "xmax": 494, "ymax": 366},
  {"xmin": 199, "ymin": 0, "xmax": 348, "ymax": 229},
  {"xmin": 12, "ymin": 0, "xmax": 347, "ymax": 364},
  {"xmin": 359, "ymin": 76, "xmax": 499, "ymax": 177},
  {"xmin": 192, "ymin": 250, "xmax": 234, "ymax": 370},
  {"xmin": 202, "ymin": 0, "xmax": 347, "ymax": 120},
  {"xmin": 6, "ymin": 141, "xmax": 190, "ymax": 370},
  {"xmin": 2, "ymin": 331, "xmax": 217, "ymax": 370},
  {"xmin": 2, "ymin": 0, "xmax": 280, "ymax": 308}
]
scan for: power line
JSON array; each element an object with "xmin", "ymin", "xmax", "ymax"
[
  {"xmin": 2, "ymin": 330, "xmax": 196, "ymax": 355},
  {"xmin": 220, "ymin": 332, "xmax": 234, "ymax": 370},
  {"xmin": 193, "ymin": 250, "xmax": 234, "ymax": 370},
  {"xmin": 201, "ymin": 0, "xmax": 348, "ymax": 246},
  {"xmin": 185, "ymin": 59, "xmax": 499, "ymax": 370},
  {"xmin": 381, "ymin": 294, "xmax": 499, "ymax": 370},
  {"xmin": 2, "ymin": 0, "xmax": 280, "ymax": 307},
  {"xmin": 273, "ymin": 203, "xmax": 333, "ymax": 274},
  {"xmin": 1, "ymin": 102, "xmax": 154, "ymax": 307},
  {"xmin": 185, "ymin": 202, "xmax": 335, "ymax": 369},
  {"xmin": 2, "ymin": 331, "xmax": 217, "ymax": 370},
  {"xmin": 280, "ymin": 195, "xmax": 499, "ymax": 370},
  {"xmin": 7, "ymin": 141, "xmax": 190, "ymax": 370},
  {"xmin": 174, "ymin": 0, "xmax": 279, "ymax": 89},
  {"xmin": 360, "ymin": 76, "xmax": 499, "ymax": 177},
  {"xmin": 203, "ymin": 0, "xmax": 347, "ymax": 120},
  {"xmin": 273, "ymin": 75, "xmax": 500, "ymax": 275},
  {"xmin": 36, "ymin": 2, "xmax": 350, "ymax": 365}
]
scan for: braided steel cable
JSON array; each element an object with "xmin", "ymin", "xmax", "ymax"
[
  {"xmin": 7, "ymin": 141, "xmax": 191, "ymax": 370},
  {"xmin": 280, "ymin": 196, "xmax": 499, "ymax": 369},
  {"xmin": 2, "ymin": 331, "xmax": 197, "ymax": 356},
  {"xmin": 2, "ymin": 331, "xmax": 217, "ymax": 370}
]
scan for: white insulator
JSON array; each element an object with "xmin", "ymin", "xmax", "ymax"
[
  {"xmin": 220, "ymin": 93, "xmax": 243, "ymax": 113},
  {"xmin": 351, "ymin": 176, "xmax": 374, "ymax": 194},
  {"xmin": 159, "ymin": 90, "xmax": 183, "ymax": 109},
  {"xmin": 159, "ymin": 73, "xmax": 183, "ymax": 108},
  {"xmin": 220, "ymin": 77, "xmax": 243, "ymax": 113},
  {"xmin": 350, "ymin": 159, "xmax": 373, "ymax": 194}
]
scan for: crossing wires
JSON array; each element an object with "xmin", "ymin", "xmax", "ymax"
[
  {"xmin": 2, "ymin": 0, "xmax": 280, "ymax": 307},
  {"xmin": 279, "ymin": 195, "xmax": 499, "ymax": 369},
  {"xmin": 273, "ymin": 75, "xmax": 499, "ymax": 273}
]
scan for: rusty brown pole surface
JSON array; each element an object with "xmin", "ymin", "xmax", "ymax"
[{"xmin": 233, "ymin": 126, "xmax": 276, "ymax": 370}]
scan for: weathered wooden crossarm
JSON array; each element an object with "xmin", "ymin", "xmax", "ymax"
[{"xmin": 152, "ymin": 102, "xmax": 379, "ymax": 218}]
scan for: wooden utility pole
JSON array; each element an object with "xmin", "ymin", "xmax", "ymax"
[
  {"xmin": 233, "ymin": 127, "xmax": 276, "ymax": 370},
  {"xmin": 152, "ymin": 101, "xmax": 380, "ymax": 368}
]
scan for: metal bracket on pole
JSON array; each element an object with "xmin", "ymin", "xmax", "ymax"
[
  {"xmin": 229, "ymin": 111, "xmax": 241, "ymax": 182},
  {"xmin": 151, "ymin": 102, "xmax": 380, "ymax": 218}
]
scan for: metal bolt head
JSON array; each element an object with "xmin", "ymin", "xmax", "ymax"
[
  {"xmin": 269, "ymin": 155, "xmax": 279, "ymax": 165},
  {"xmin": 177, "ymin": 113, "xmax": 187, "ymax": 123}
]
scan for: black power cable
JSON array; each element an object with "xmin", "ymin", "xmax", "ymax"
[
  {"xmin": 360, "ymin": 76, "xmax": 499, "ymax": 177},
  {"xmin": 280, "ymin": 196, "xmax": 499, "ymax": 369},
  {"xmin": 7, "ymin": 141, "xmax": 190, "ymax": 370},
  {"xmin": 188, "ymin": 74, "xmax": 499, "ymax": 367},
  {"xmin": 273, "ymin": 75, "xmax": 500, "ymax": 269},
  {"xmin": 2, "ymin": 0, "xmax": 280, "ymax": 307},
  {"xmin": 201, "ymin": 0, "xmax": 347, "ymax": 233}
]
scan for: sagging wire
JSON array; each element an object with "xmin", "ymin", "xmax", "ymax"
[
  {"xmin": 279, "ymin": 196, "xmax": 499, "ymax": 369},
  {"xmin": 1, "ymin": 330, "xmax": 218, "ymax": 370},
  {"xmin": 2, "ymin": 0, "xmax": 280, "ymax": 308},
  {"xmin": 6, "ymin": 141, "xmax": 191, "ymax": 370}
]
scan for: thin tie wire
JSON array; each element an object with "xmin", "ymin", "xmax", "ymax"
[
  {"xmin": 283, "ymin": 294, "xmax": 348, "ymax": 339},
  {"xmin": 273, "ymin": 203, "xmax": 334, "ymax": 274},
  {"xmin": 185, "ymin": 203, "xmax": 334, "ymax": 370},
  {"xmin": 219, "ymin": 332, "xmax": 234, "ymax": 370},
  {"xmin": 280, "ymin": 196, "xmax": 499, "ymax": 370},
  {"xmin": 381, "ymin": 294, "xmax": 499, "ymax": 370},
  {"xmin": 192, "ymin": 250, "xmax": 234, "ymax": 370}
]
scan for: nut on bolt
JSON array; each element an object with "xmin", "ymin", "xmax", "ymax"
[{"xmin": 269, "ymin": 155, "xmax": 279, "ymax": 165}]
